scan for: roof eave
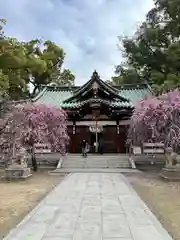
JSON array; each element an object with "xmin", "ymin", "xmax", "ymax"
[
  {"xmin": 32, "ymin": 87, "xmax": 47, "ymax": 102},
  {"xmin": 63, "ymin": 71, "xmax": 130, "ymax": 104}
]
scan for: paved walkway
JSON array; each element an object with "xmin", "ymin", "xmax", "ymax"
[{"xmin": 4, "ymin": 173, "xmax": 173, "ymax": 240}]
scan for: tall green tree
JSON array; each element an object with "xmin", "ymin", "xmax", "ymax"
[
  {"xmin": 107, "ymin": 65, "xmax": 142, "ymax": 86},
  {"xmin": 51, "ymin": 68, "xmax": 75, "ymax": 87},
  {"xmin": 115, "ymin": 0, "xmax": 180, "ymax": 93},
  {"xmin": 0, "ymin": 22, "xmax": 28, "ymax": 99},
  {"xmin": 23, "ymin": 39, "xmax": 65, "ymax": 95},
  {"xmin": 0, "ymin": 19, "xmax": 75, "ymax": 100},
  {"xmin": 21, "ymin": 39, "xmax": 74, "ymax": 95}
]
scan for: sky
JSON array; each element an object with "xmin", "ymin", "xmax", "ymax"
[{"xmin": 0, "ymin": 0, "xmax": 154, "ymax": 85}]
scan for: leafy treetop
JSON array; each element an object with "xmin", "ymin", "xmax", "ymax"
[
  {"xmin": 0, "ymin": 19, "xmax": 75, "ymax": 100},
  {"xmin": 109, "ymin": 0, "xmax": 180, "ymax": 93}
]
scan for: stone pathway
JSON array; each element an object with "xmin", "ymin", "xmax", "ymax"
[{"xmin": 4, "ymin": 173, "xmax": 173, "ymax": 240}]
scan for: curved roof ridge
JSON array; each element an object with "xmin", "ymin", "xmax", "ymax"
[
  {"xmin": 32, "ymin": 87, "xmax": 47, "ymax": 102},
  {"xmin": 63, "ymin": 71, "xmax": 130, "ymax": 103}
]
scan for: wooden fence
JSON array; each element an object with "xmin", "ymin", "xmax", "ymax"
[
  {"xmin": 33, "ymin": 143, "xmax": 57, "ymax": 167},
  {"xmin": 131, "ymin": 142, "xmax": 165, "ymax": 156}
]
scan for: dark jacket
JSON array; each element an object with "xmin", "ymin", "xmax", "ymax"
[{"xmin": 81, "ymin": 140, "xmax": 86, "ymax": 148}]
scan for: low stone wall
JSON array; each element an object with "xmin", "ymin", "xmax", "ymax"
[
  {"xmin": 0, "ymin": 153, "xmax": 62, "ymax": 169},
  {"xmin": 134, "ymin": 155, "xmax": 165, "ymax": 171},
  {"xmin": 160, "ymin": 166, "xmax": 180, "ymax": 180},
  {"xmin": 28, "ymin": 153, "xmax": 61, "ymax": 167}
]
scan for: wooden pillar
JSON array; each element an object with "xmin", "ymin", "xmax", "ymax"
[
  {"xmin": 124, "ymin": 124, "xmax": 128, "ymax": 154},
  {"xmin": 116, "ymin": 120, "xmax": 120, "ymax": 153},
  {"xmin": 72, "ymin": 121, "xmax": 76, "ymax": 153}
]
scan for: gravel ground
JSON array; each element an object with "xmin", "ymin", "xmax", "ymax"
[
  {"xmin": 125, "ymin": 171, "xmax": 180, "ymax": 240},
  {"xmin": 0, "ymin": 169, "xmax": 65, "ymax": 239}
]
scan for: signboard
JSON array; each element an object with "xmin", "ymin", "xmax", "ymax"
[
  {"xmin": 142, "ymin": 142, "xmax": 165, "ymax": 154},
  {"xmin": 132, "ymin": 146, "xmax": 142, "ymax": 155},
  {"xmin": 143, "ymin": 143, "xmax": 164, "ymax": 147},
  {"xmin": 89, "ymin": 125, "xmax": 103, "ymax": 133},
  {"xmin": 34, "ymin": 143, "xmax": 51, "ymax": 153},
  {"xmin": 143, "ymin": 148, "xmax": 164, "ymax": 154}
]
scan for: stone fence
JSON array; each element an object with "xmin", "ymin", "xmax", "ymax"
[{"xmin": 131, "ymin": 143, "xmax": 166, "ymax": 170}]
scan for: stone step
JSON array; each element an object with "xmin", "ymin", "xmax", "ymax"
[
  {"xmin": 63, "ymin": 158, "xmax": 129, "ymax": 161},
  {"xmin": 64, "ymin": 158, "xmax": 129, "ymax": 160},
  {"xmin": 63, "ymin": 159, "xmax": 129, "ymax": 162},
  {"xmin": 61, "ymin": 166, "xmax": 130, "ymax": 169},
  {"xmin": 65, "ymin": 160, "xmax": 130, "ymax": 163},
  {"xmin": 51, "ymin": 168, "xmax": 138, "ymax": 174},
  {"xmin": 61, "ymin": 156, "xmax": 131, "ymax": 168},
  {"xmin": 66, "ymin": 157, "xmax": 129, "ymax": 161},
  {"xmin": 62, "ymin": 158, "xmax": 130, "ymax": 162},
  {"xmin": 67, "ymin": 156, "xmax": 129, "ymax": 160},
  {"xmin": 62, "ymin": 166, "xmax": 130, "ymax": 169},
  {"xmin": 62, "ymin": 162, "xmax": 129, "ymax": 166},
  {"xmin": 64, "ymin": 159, "xmax": 129, "ymax": 162}
]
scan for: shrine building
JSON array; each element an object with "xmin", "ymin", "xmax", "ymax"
[{"xmin": 33, "ymin": 71, "xmax": 152, "ymax": 153}]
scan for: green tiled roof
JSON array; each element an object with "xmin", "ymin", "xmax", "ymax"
[
  {"xmin": 62, "ymin": 99, "xmax": 133, "ymax": 108},
  {"xmin": 119, "ymin": 87, "xmax": 151, "ymax": 104},
  {"xmin": 34, "ymin": 88, "xmax": 72, "ymax": 107},
  {"xmin": 34, "ymin": 85, "xmax": 152, "ymax": 109}
]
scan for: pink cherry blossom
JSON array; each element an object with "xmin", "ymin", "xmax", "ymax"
[
  {"xmin": 128, "ymin": 89, "xmax": 180, "ymax": 152},
  {"xmin": 0, "ymin": 103, "xmax": 69, "ymax": 162}
]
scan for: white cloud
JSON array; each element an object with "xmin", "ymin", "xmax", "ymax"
[{"xmin": 0, "ymin": 0, "xmax": 154, "ymax": 85}]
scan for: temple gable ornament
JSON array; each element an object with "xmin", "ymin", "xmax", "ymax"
[{"xmin": 89, "ymin": 125, "xmax": 103, "ymax": 133}]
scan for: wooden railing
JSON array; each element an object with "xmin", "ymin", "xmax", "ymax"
[
  {"xmin": 131, "ymin": 143, "xmax": 165, "ymax": 156},
  {"xmin": 33, "ymin": 143, "xmax": 52, "ymax": 166},
  {"xmin": 130, "ymin": 143, "xmax": 165, "ymax": 167},
  {"xmin": 142, "ymin": 142, "xmax": 165, "ymax": 155},
  {"xmin": 33, "ymin": 143, "xmax": 62, "ymax": 167},
  {"xmin": 34, "ymin": 143, "xmax": 51, "ymax": 154}
]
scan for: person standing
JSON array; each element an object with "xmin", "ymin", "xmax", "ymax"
[
  {"xmin": 99, "ymin": 138, "xmax": 104, "ymax": 155},
  {"xmin": 84, "ymin": 141, "xmax": 89, "ymax": 157},
  {"xmin": 81, "ymin": 139, "xmax": 87, "ymax": 157}
]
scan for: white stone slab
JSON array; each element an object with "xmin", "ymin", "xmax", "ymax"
[
  {"xmin": 4, "ymin": 172, "xmax": 173, "ymax": 240},
  {"xmin": 6, "ymin": 223, "xmax": 47, "ymax": 240},
  {"xmin": 130, "ymin": 225, "xmax": 166, "ymax": 240},
  {"xmin": 102, "ymin": 214, "xmax": 132, "ymax": 238},
  {"xmin": 102, "ymin": 199, "xmax": 123, "ymax": 214}
]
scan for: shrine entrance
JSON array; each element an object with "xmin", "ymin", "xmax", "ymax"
[
  {"xmin": 64, "ymin": 71, "xmax": 133, "ymax": 154},
  {"xmin": 32, "ymin": 71, "xmax": 151, "ymax": 154},
  {"xmin": 88, "ymin": 118, "xmax": 103, "ymax": 153},
  {"xmin": 89, "ymin": 132, "xmax": 103, "ymax": 153}
]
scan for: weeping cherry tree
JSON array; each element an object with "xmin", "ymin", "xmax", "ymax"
[
  {"xmin": 128, "ymin": 89, "xmax": 180, "ymax": 153},
  {"xmin": 0, "ymin": 103, "xmax": 69, "ymax": 168}
]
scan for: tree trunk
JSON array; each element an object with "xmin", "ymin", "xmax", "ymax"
[
  {"xmin": 31, "ymin": 85, "xmax": 39, "ymax": 97},
  {"xmin": 31, "ymin": 145, "xmax": 37, "ymax": 172}
]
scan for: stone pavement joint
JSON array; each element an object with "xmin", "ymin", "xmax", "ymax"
[{"xmin": 4, "ymin": 173, "xmax": 173, "ymax": 240}]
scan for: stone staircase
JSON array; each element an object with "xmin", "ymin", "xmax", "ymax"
[{"xmin": 61, "ymin": 154, "xmax": 131, "ymax": 169}]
